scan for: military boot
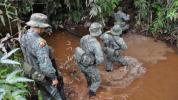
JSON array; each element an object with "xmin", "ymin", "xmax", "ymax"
[{"xmin": 89, "ymin": 90, "xmax": 96, "ymax": 97}]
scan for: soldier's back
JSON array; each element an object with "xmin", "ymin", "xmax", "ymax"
[{"xmin": 80, "ymin": 35, "xmax": 99, "ymax": 52}]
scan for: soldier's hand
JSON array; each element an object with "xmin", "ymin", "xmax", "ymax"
[
  {"xmin": 52, "ymin": 79, "xmax": 58, "ymax": 87},
  {"xmin": 39, "ymin": 39, "xmax": 46, "ymax": 48},
  {"xmin": 114, "ymin": 49, "xmax": 120, "ymax": 56},
  {"xmin": 105, "ymin": 30, "xmax": 111, "ymax": 34}
]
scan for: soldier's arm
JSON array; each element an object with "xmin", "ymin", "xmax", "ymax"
[
  {"xmin": 93, "ymin": 41, "xmax": 104, "ymax": 65},
  {"xmin": 34, "ymin": 39, "xmax": 57, "ymax": 80},
  {"xmin": 120, "ymin": 38, "xmax": 128, "ymax": 50},
  {"xmin": 116, "ymin": 38, "xmax": 128, "ymax": 51},
  {"xmin": 100, "ymin": 31, "xmax": 111, "ymax": 40}
]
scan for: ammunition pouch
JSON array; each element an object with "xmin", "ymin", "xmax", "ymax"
[
  {"xmin": 31, "ymin": 71, "xmax": 45, "ymax": 82},
  {"xmin": 114, "ymin": 49, "xmax": 121, "ymax": 57},
  {"xmin": 23, "ymin": 62, "xmax": 33, "ymax": 75},
  {"xmin": 23, "ymin": 62, "xmax": 45, "ymax": 82},
  {"xmin": 80, "ymin": 53, "xmax": 95, "ymax": 66}
]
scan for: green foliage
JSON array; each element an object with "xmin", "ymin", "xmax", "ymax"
[
  {"xmin": 96, "ymin": 0, "xmax": 119, "ymax": 16},
  {"xmin": 166, "ymin": 0, "xmax": 178, "ymax": 21},
  {"xmin": 0, "ymin": 1, "xmax": 18, "ymax": 34},
  {"xmin": 46, "ymin": 0, "xmax": 62, "ymax": 28},
  {"xmin": 150, "ymin": 3, "xmax": 166, "ymax": 37},
  {"xmin": 0, "ymin": 48, "xmax": 33, "ymax": 100},
  {"xmin": 47, "ymin": 0, "xmax": 84, "ymax": 26},
  {"xmin": 0, "ymin": 48, "xmax": 21, "ymax": 65},
  {"xmin": 0, "ymin": 1, "xmax": 34, "ymax": 99},
  {"xmin": 89, "ymin": 0, "xmax": 121, "ymax": 23},
  {"xmin": 69, "ymin": 10, "xmax": 82, "ymax": 23},
  {"xmin": 37, "ymin": 90, "xmax": 43, "ymax": 100},
  {"xmin": 0, "ymin": 9, "xmax": 5, "ymax": 26},
  {"xmin": 0, "ymin": 0, "xmax": 32, "ymax": 35},
  {"xmin": 134, "ymin": 0, "xmax": 178, "ymax": 38},
  {"xmin": 150, "ymin": 0, "xmax": 178, "ymax": 37},
  {"xmin": 134, "ymin": 0, "xmax": 149, "ymax": 25},
  {"xmin": 0, "ymin": 66, "xmax": 31, "ymax": 100},
  {"xmin": 0, "ymin": 0, "xmax": 122, "ymax": 28},
  {"xmin": 16, "ymin": 0, "xmax": 33, "ymax": 15},
  {"xmin": 5, "ymin": 70, "xmax": 34, "ymax": 84}
]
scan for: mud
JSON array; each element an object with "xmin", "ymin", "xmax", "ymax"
[{"xmin": 47, "ymin": 31, "xmax": 178, "ymax": 100}]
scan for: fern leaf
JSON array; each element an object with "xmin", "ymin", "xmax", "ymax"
[
  {"xmin": 0, "ymin": 15, "xmax": 5, "ymax": 26},
  {"xmin": 13, "ymin": 95, "xmax": 26, "ymax": 100},
  {"xmin": 5, "ymin": 70, "xmax": 34, "ymax": 84},
  {"xmin": 1, "ymin": 48, "xmax": 20, "ymax": 60},
  {"xmin": 0, "ymin": 59, "xmax": 20, "ymax": 65},
  {"xmin": 12, "ymin": 89, "xmax": 27, "ymax": 97},
  {"xmin": 8, "ymin": 77, "xmax": 34, "ymax": 84},
  {"xmin": 6, "ymin": 70, "xmax": 22, "ymax": 80},
  {"xmin": 89, "ymin": 3, "xmax": 101, "ymax": 18},
  {"xmin": 0, "ymin": 88, "xmax": 5, "ymax": 100}
]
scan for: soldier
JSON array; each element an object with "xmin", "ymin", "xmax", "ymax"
[
  {"xmin": 114, "ymin": 10, "xmax": 130, "ymax": 31},
  {"xmin": 74, "ymin": 22, "xmax": 104, "ymax": 97},
  {"xmin": 19, "ymin": 13, "xmax": 65, "ymax": 100},
  {"xmin": 100, "ymin": 24, "xmax": 128, "ymax": 72}
]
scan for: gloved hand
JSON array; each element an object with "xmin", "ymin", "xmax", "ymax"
[
  {"xmin": 52, "ymin": 78, "xmax": 58, "ymax": 87},
  {"xmin": 31, "ymin": 71, "xmax": 45, "ymax": 81},
  {"xmin": 114, "ymin": 49, "xmax": 121, "ymax": 56}
]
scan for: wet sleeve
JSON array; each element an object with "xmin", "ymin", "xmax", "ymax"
[
  {"xmin": 34, "ymin": 41, "xmax": 57, "ymax": 80},
  {"xmin": 100, "ymin": 32, "xmax": 110, "ymax": 40},
  {"xmin": 116, "ymin": 38, "xmax": 128, "ymax": 51}
]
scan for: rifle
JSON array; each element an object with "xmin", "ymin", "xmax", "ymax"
[{"xmin": 50, "ymin": 58, "xmax": 66, "ymax": 100}]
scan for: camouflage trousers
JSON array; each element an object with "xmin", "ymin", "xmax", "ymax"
[
  {"xmin": 105, "ymin": 55, "xmax": 128, "ymax": 71},
  {"xmin": 78, "ymin": 63, "xmax": 101, "ymax": 93}
]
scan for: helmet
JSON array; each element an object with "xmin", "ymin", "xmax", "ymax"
[
  {"xmin": 26, "ymin": 13, "xmax": 51, "ymax": 28},
  {"xmin": 89, "ymin": 22, "xmax": 102, "ymax": 37},
  {"xmin": 111, "ymin": 25, "xmax": 122, "ymax": 36},
  {"xmin": 114, "ymin": 10, "xmax": 130, "ymax": 21}
]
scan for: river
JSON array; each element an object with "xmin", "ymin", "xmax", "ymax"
[{"xmin": 47, "ymin": 31, "xmax": 178, "ymax": 100}]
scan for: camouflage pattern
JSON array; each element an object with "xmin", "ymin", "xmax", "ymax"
[
  {"xmin": 89, "ymin": 22, "xmax": 102, "ymax": 37},
  {"xmin": 75, "ymin": 47, "xmax": 95, "ymax": 66},
  {"xmin": 114, "ymin": 10, "xmax": 130, "ymax": 31},
  {"xmin": 75, "ymin": 33, "xmax": 104, "ymax": 95},
  {"xmin": 111, "ymin": 24, "xmax": 122, "ymax": 36},
  {"xmin": 26, "ymin": 13, "xmax": 51, "ymax": 28},
  {"xmin": 100, "ymin": 26, "xmax": 128, "ymax": 71},
  {"xmin": 20, "ymin": 29, "xmax": 63, "ymax": 100}
]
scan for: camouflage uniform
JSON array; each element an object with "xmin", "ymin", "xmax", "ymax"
[
  {"xmin": 100, "ymin": 25, "xmax": 128, "ymax": 72},
  {"xmin": 114, "ymin": 10, "xmax": 130, "ymax": 31},
  {"xmin": 74, "ymin": 22, "xmax": 104, "ymax": 96},
  {"xmin": 20, "ymin": 13, "xmax": 65, "ymax": 100}
]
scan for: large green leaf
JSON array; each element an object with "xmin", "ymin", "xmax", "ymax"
[
  {"xmin": 0, "ymin": 9, "xmax": 5, "ymax": 26},
  {"xmin": 5, "ymin": 70, "xmax": 34, "ymax": 84},
  {"xmin": 0, "ymin": 15, "xmax": 5, "ymax": 26}
]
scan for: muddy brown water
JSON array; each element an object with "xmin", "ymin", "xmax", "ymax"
[{"xmin": 47, "ymin": 31, "xmax": 178, "ymax": 100}]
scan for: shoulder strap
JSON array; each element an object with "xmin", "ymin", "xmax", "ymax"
[
  {"xmin": 112, "ymin": 36, "xmax": 121, "ymax": 47},
  {"xmin": 112, "ymin": 35, "xmax": 120, "ymax": 46}
]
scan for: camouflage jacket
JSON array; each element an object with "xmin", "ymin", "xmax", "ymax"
[
  {"xmin": 100, "ymin": 32, "xmax": 128, "ymax": 51},
  {"xmin": 20, "ymin": 29, "xmax": 57, "ymax": 80},
  {"xmin": 80, "ymin": 35, "xmax": 104, "ymax": 65}
]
